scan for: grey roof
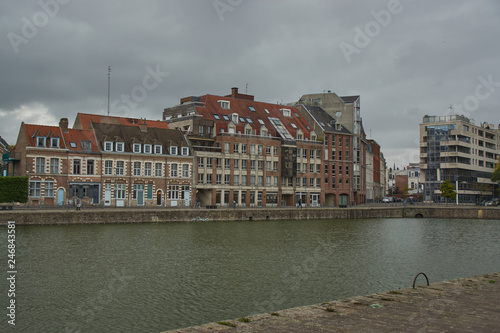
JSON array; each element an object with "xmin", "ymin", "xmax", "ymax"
[
  {"xmin": 301, "ymin": 105, "xmax": 351, "ymax": 134},
  {"xmin": 91, "ymin": 122, "xmax": 189, "ymax": 153},
  {"xmin": 340, "ymin": 95, "xmax": 359, "ymax": 103}
]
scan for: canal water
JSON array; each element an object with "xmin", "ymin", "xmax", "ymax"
[{"xmin": 1, "ymin": 218, "xmax": 499, "ymax": 332}]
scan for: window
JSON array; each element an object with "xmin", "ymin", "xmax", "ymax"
[
  {"xmin": 290, "ymin": 123, "xmax": 297, "ymax": 129},
  {"xmin": 104, "ymin": 141, "xmax": 113, "ymax": 152},
  {"xmin": 242, "ymin": 160, "xmax": 247, "ymax": 170},
  {"xmin": 170, "ymin": 164, "xmax": 178, "ymax": 177},
  {"xmin": 242, "ymin": 144, "xmax": 247, "ymax": 154},
  {"xmin": 170, "ymin": 146, "xmax": 178, "ymax": 155},
  {"xmin": 73, "ymin": 159, "xmax": 81, "ymax": 174},
  {"xmin": 346, "ymin": 151, "xmax": 349, "ymax": 161},
  {"xmin": 339, "ymin": 165, "xmax": 343, "ymax": 175},
  {"xmin": 207, "ymin": 174, "xmax": 212, "ymax": 184},
  {"xmin": 36, "ymin": 157, "xmax": 45, "ymax": 174},
  {"xmin": 303, "ymin": 178, "xmax": 307, "ymax": 187},
  {"xmin": 198, "ymin": 157, "xmax": 204, "ymax": 168},
  {"xmin": 258, "ymin": 161, "xmax": 263, "ymax": 170},
  {"xmin": 281, "ymin": 109, "xmax": 291, "ymax": 117},
  {"xmin": 266, "ymin": 161, "xmax": 271, "ymax": 171},
  {"xmin": 266, "ymin": 146, "xmax": 271, "ymax": 155},
  {"xmin": 264, "ymin": 108, "xmax": 270, "ymax": 114},
  {"xmin": 250, "ymin": 160, "xmax": 256, "ymax": 170},
  {"xmin": 29, "ymin": 181, "xmax": 41, "ymax": 197},
  {"xmin": 234, "ymin": 175, "xmax": 239, "ymax": 186},
  {"xmin": 116, "ymin": 142, "xmax": 124, "ymax": 152},
  {"xmin": 249, "ymin": 106, "xmax": 256, "ymax": 112},
  {"xmin": 116, "ymin": 184, "xmax": 126, "ymax": 199},
  {"xmin": 258, "ymin": 176, "xmax": 263, "ymax": 186},
  {"xmin": 70, "ymin": 142, "xmax": 77, "ymax": 148},
  {"xmin": 216, "ymin": 158, "xmax": 222, "ymax": 169},
  {"xmin": 241, "ymin": 176, "xmax": 246, "ymax": 186},
  {"xmin": 316, "ymin": 178, "xmax": 321, "ymax": 187},
  {"xmin": 50, "ymin": 137, "xmax": 59, "ymax": 148},
  {"xmin": 274, "ymin": 147, "xmax": 278, "ymax": 155},
  {"xmin": 346, "ymin": 138, "xmax": 350, "ymax": 147},
  {"xmin": 198, "ymin": 173, "xmax": 204, "ymax": 184},
  {"xmin": 147, "ymin": 184, "xmax": 153, "ymax": 200},
  {"xmin": 154, "ymin": 145, "xmax": 162, "ymax": 154},
  {"xmin": 112, "ymin": 160, "xmax": 124, "ymax": 176},
  {"xmin": 36, "ymin": 137, "xmax": 46, "ymax": 147},
  {"xmin": 266, "ymin": 176, "xmax": 271, "ymax": 186},
  {"xmin": 134, "ymin": 162, "xmax": 141, "ymax": 176},
  {"xmin": 224, "ymin": 175, "xmax": 230, "ymax": 185},
  {"xmin": 339, "ymin": 139, "xmax": 342, "ymax": 147},
  {"xmin": 303, "ymin": 149, "xmax": 307, "ymax": 158},
  {"xmin": 258, "ymin": 145, "xmax": 263, "ymax": 155},
  {"xmin": 274, "ymin": 176, "xmax": 278, "ymax": 186},
  {"xmin": 310, "ymin": 164, "xmax": 314, "ymax": 173},
  {"xmin": 346, "ymin": 166, "xmax": 349, "ymax": 175},
  {"xmin": 316, "ymin": 164, "xmax": 320, "ymax": 173},
  {"xmin": 234, "ymin": 159, "xmax": 239, "ymax": 169},
  {"xmin": 213, "ymin": 114, "xmax": 220, "ymax": 120},
  {"xmin": 207, "ymin": 157, "xmax": 213, "ymax": 168},
  {"xmin": 303, "ymin": 163, "xmax": 307, "ymax": 172},
  {"xmin": 224, "ymin": 159, "xmax": 230, "ymax": 168},
  {"xmin": 339, "ymin": 151, "xmax": 342, "ymax": 160},
  {"xmin": 222, "ymin": 115, "xmax": 230, "ymax": 121},
  {"xmin": 182, "ymin": 147, "xmax": 189, "ymax": 156},
  {"xmin": 87, "ymin": 160, "xmax": 95, "ymax": 175},
  {"xmin": 250, "ymin": 175, "xmax": 255, "ymax": 186},
  {"xmin": 105, "ymin": 160, "xmax": 113, "ymax": 175},
  {"xmin": 45, "ymin": 181, "xmax": 54, "ymax": 197},
  {"xmin": 258, "ymin": 119, "xmax": 264, "ymax": 125},
  {"xmin": 145, "ymin": 162, "xmax": 152, "ymax": 176},
  {"xmin": 316, "ymin": 150, "xmax": 321, "ymax": 159},
  {"xmin": 250, "ymin": 145, "xmax": 256, "ymax": 155},
  {"xmin": 144, "ymin": 144, "xmax": 152, "ymax": 154},
  {"xmin": 182, "ymin": 164, "xmax": 189, "ymax": 178},
  {"xmin": 81, "ymin": 140, "xmax": 92, "ymax": 151},
  {"xmin": 234, "ymin": 143, "xmax": 239, "ymax": 153},
  {"xmin": 240, "ymin": 117, "xmax": 246, "ymax": 123},
  {"xmin": 155, "ymin": 163, "xmax": 162, "ymax": 177},
  {"xmin": 232, "ymin": 114, "xmax": 239, "ymax": 124},
  {"xmin": 218, "ymin": 100, "xmax": 230, "ymax": 109},
  {"xmin": 273, "ymin": 161, "xmax": 278, "ymax": 171},
  {"xmin": 216, "ymin": 174, "xmax": 222, "ymax": 185},
  {"xmin": 246, "ymin": 118, "xmax": 253, "ymax": 123},
  {"xmin": 168, "ymin": 185, "xmax": 179, "ymax": 200},
  {"xmin": 310, "ymin": 178, "xmax": 315, "ymax": 187},
  {"xmin": 50, "ymin": 158, "xmax": 59, "ymax": 174},
  {"xmin": 297, "ymin": 133, "xmax": 303, "ymax": 140},
  {"xmin": 133, "ymin": 143, "xmax": 141, "ymax": 153}
]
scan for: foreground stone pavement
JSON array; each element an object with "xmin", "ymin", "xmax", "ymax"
[{"xmin": 165, "ymin": 272, "xmax": 500, "ymax": 333}]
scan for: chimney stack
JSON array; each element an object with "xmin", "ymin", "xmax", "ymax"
[
  {"xmin": 231, "ymin": 87, "xmax": 239, "ymax": 98},
  {"xmin": 59, "ymin": 118, "xmax": 69, "ymax": 132}
]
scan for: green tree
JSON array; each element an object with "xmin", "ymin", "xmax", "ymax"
[
  {"xmin": 0, "ymin": 176, "xmax": 28, "ymax": 203},
  {"xmin": 440, "ymin": 180, "xmax": 456, "ymax": 203},
  {"xmin": 402, "ymin": 185, "xmax": 410, "ymax": 200}
]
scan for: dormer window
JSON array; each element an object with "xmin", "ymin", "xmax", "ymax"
[
  {"xmin": 50, "ymin": 137, "xmax": 59, "ymax": 148},
  {"xmin": 170, "ymin": 146, "xmax": 178, "ymax": 155},
  {"xmin": 281, "ymin": 109, "xmax": 291, "ymax": 117},
  {"xmin": 181, "ymin": 147, "xmax": 189, "ymax": 156},
  {"xmin": 231, "ymin": 113, "xmax": 239, "ymax": 124},
  {"xmin": 133, "ymin": 143, "xmax": 141, "ymax": 153},
  {"xmin": 144, "ymin": 144, "xmax": 152, "ymax": 154},
  {"xmin": 81, "ymin": 140, "xmax": 92, "ymax": 151},
  {"xmin": 104, "ymin": 141, "xmax": 113, "ymax": 152},
  {"xmin": 218, "ymin": 100, "xmax": 230, "ymax": 109},
  {"xmin": 297, "ymin": 133, "xmax": 303, "ymax": 140},
  {"xmin": 155, "ymin": 145, "xmax": 162, "ymax": 154},
  {"xmin": 36, "ymin": 137, "xmax": 46, "ymax": 147},
  {"xmin": 116, "ymin": 142, "xmax": 124, "ymax": 152}
]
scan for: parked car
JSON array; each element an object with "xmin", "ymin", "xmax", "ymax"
[
  {"xmin": 382, "ymin": 197, "xmax": 393, "ymax": 203},
  {"xmin": 485, "ymin": 199, "xmax": 498, "ymax": 206}
]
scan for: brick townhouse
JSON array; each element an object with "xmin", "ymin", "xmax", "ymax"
[{"xmin": 9, "ymin": 114, "xmax": 193, "ymax": 207}]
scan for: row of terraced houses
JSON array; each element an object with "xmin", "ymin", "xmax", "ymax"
[{"xmin": 6, "ymin": 88, "xmax": 387, "ymax": 208}]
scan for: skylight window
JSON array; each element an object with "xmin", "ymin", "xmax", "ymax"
[
  {"xmin": 213, "ymin": 114, "xmax": 220, "ymax": 120},
  {"xmin": 222, "ymin": 115, "xmax": 230, "ymax": 121},
  {"xmin": 249, "ymin": 106, "xmax": 256, "ymax": 112},
  {"xmin": 246, "ymin": 118, "xmax": 253, "ymax": 123},
  {"xmin": 264, "ymin": 109, "xmax": 270, "ymax": 114},
  {"xmin": 258, "ymin": 119, "xmax": 265, "ymax": 125},
  {"xmin": 70, "ymin": 142, "xmax": 77, "ymax": 148},
  {"xmin": 294, "ymin": 112, "xmax": 301, "ymax": 118},
  {"xmin": 291, "ymin": 123, "xmax": 297, "ymax": 129},
  {"xmin": 240, "ymin": 117, "xmax": 246, "ymax": 123}
]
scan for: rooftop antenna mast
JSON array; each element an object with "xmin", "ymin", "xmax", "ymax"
[
  {"xmin": 245, "ymin": 83, "xmax": 248, "ymax": 94},
  {"xmin": 107, "ymin": 66, "xmax": 111, "ymax": 116}
]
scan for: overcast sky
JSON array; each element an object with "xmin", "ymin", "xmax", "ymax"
[{"xmin": 1, "ymin": 0, "xmax": 499, "ymax": 167}]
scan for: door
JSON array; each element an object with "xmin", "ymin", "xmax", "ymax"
[
  {"xmin": 157, "ymin": 190, "xmax": 162, "ymax": 206},
  {"xmin": 339, "ymin": 194, "xmax": 348, "ymax": 208},
  {"xmin": 136, "ymin": 185, "xmax": 145, "ymax": 206},
  {"xmin": 310, "ymin": 194, "xmax": 319, "ymax": 207},
  {"xmin": 104, "ymin": 187, "xmax": 111, "ymax": 206},
  {"xmin": 57, "ymin": 188, "xmax": 65, "ymax": 206}
]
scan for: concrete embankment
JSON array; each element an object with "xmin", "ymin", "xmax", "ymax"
[
  {"xmin": 164, "ymin": 272, "xmax": 500, "ymax": 333},
  {"xmin": 0, "ymin": 206, "xmax": 499, "ymax": 225}
]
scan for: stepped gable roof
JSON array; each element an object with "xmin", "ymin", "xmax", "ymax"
[
  {"xmin": 75, "ymin": 113, "xmax": 169, "ymax": 130},
  {"xmin": 301, "ymin": 105, "xmax": 351, "ymax": 134},
  {"xmin": 194, "ymin": 94, "xmax": 313, "ymax": 139},
  {"xmin": 340, "ymin": 95, "xmax": 360, "ymax": 103},
  {"xmin": 91, "ymin": 122, "xmax": 188, "ymax": 153}
]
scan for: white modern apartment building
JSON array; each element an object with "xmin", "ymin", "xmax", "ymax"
[{"xmin": 420, "ymin": 115, "xmax": 500, "ymax": 203}]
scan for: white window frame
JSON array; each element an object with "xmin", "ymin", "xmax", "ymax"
[
  {"xmin": 50, "ymin": 137, "xmax": 59, "ymax": 148},
  {"xmin": 170, "ymin": 163, "xmax": 178, "ymax": 177},
  {"xmin": 182, "ymin": 164, "xmax": 189, "ymax": 178},
  {"xmin": 154, "ymin": 145, "xmax": 162, "ymax": 154},
  {"xmin": 144, "ymin": 144, "xmax": 152, "ymax": 154},
  {"xmin": 133, "ymin": 143, "xmax": 141, "ymax": 153},
  {"xmin": 170, "ymin": 146, "xmax": 178, "ymax": 155},
  {"xmin": 155, "ymin": 163, "xmax": 162, "ymax": 177},
  {"xmin": 218, "ymin": 100, "xmax": 230, "ymax": 109},
  {"xmin": 104, "ymin": 141, "xmax": 113, "ymax": 152},
  {"xmin": 36, "ymin": 137, "xmax": 46, "ymax": 147},
  {"xmin": 116, "ymin": 142, "xmax": 124, "ymax": 152},
  {"xmin": 181, "ymin": 147, "xmax": 189, "ymax": 156}
]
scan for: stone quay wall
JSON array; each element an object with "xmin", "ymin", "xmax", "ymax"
[{"xmin": 1, "ymin": 206, "xmax": 499, "ymax": 225}]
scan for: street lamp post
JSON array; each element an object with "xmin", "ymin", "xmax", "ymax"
[{"xmin": 456, "ymin": 179, "xmax": 459, "ymax": 205}]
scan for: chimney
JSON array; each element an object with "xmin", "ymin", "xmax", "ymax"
[
  {"xmin": 231, "ymin": 87, "xmax": 239, "ymax": 98},
  {"xmin": 59, "ymin": 118, "xmax": 69, "ymax": 132}
]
